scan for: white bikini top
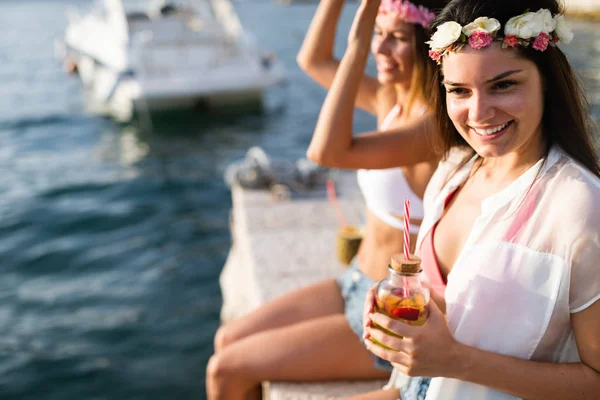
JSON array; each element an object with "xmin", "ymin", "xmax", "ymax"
[{"xmin": 356, "ymin": 104, "xmax": 425, "ymax": 232}]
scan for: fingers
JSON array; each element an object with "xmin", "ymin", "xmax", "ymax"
[
  {"xmin": 364, "ymin": 336, "xmax": 412, "ymax": 366},
  {"xmin": 369, "ymin": 312, "xmax": 420, "ymax": 339},
  {"xmin": 365, "ymin": 326, "xmax": 410, "ymax": 353},
  {"xmin": 362, "ymin": 284, "xmax": 378, "ymax": 339},
  {"xmin": 363, "ymin": 284, "xmax": 376, "ymax": 318}
]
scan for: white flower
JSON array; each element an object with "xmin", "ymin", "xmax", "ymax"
[
  {"xmin": 462, "ymin": 17, "xmax": 501, "ymax": 37},
  {"xmin": 554, "ymin": 14, "xmax": 574, "ymax": 44},
  {"xmin": 428, "ymin": 21, "xmax": 463, "ymax": 50},
  {"xmin": 536, "ymin": 9, "xmax": 556, "ymax": 33},
  {"xmin": 505, "ymin": 11, "xmax": 543, "ymax": 39}
]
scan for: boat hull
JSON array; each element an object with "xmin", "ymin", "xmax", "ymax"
[{"xmin": 57, "ymin": 0, "xmax": 286, "ymax": 122}]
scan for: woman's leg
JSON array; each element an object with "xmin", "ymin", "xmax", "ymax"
[
  {"xmin": 206, "ymin": 314, "xmax": 391, "ymax": 400},
  {"xmin": 347, "ymin": 388, "xmax": 401, "ymax": 400},
  {"xmin": 214, "ymin": 278, "xmax": 345, "ymax": 351}
]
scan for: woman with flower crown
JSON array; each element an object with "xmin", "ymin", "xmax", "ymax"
[
  {"xmin": 354, "ymin": 0, "xmax": 600, "ymax": 399},
  {"xmin": 205, "ymin": 0, "xmax": 447, "ymax": 399}
]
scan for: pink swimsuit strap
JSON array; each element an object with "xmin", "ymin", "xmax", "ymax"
[
  {"xmin": 420, "ymin": 184, "xmax": 539, "ymax": 299},
  {"xmin": 420, "ymin": 225, "xmax": 446, "ymax": 298},
  {"xmin": 419, "ymin": 189, "xmax": 460, "ymax": 299}
]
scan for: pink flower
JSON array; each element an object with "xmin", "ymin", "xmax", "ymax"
[
  {"xmin": 469, "ymin": 31, "xmax": 493, "ymax": 50},
  {"xmin": 428, "ymin": 50, "xmax": 442, "ymax": 63},
  {"xmin": 532, "ymin": 32, "xmax": 550, "ymax": 51},
  {"xmin": 378, "ymin": 0, "xmax": 435, "ymax": 27},
  {"xmin": 503, "ymin": 35, "xmax": 519, "ymax": 47}
]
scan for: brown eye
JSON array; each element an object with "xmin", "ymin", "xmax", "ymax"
[
  {"xmin": 446, "ymin": 87, "xmax": 468, "ymax": 95},
  {"xmin": 494, "ymin": 80, "xmax": 517, "ymax": 90}
]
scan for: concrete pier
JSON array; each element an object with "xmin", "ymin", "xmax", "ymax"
[{"xmin": 219, "ymin": 171, "xmax": 389, "ymax": 399}]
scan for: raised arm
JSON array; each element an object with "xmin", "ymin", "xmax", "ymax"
[
  {"xmin": 309, "ymin": 112, "xmax": 438, "ymax": 169},
  {"xmin": 297, "ymin": 0, "xmax": 380, "ymax": 114},
  {"xmin": 306, "ymin": 0, "xmax": 437, "ymax": 170}
]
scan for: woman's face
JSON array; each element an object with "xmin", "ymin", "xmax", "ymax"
[
  {"xmin": 441, "ymin": 43, "xmax": 545, "ymax": 160},
  {"xmin": 371, "ymin": 16, "xmax": 416, "ymax": 85}
]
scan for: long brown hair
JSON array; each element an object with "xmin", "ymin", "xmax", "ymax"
[
  {"xmin": 429, "ymin": 0, "xmax": 600, "ymax": 177},
  {"xmin": 386, "ymin": 0, "xmax": 448, "ymax": 116}
]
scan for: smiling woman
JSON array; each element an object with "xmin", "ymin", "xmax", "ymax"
[
  {"xmin": 442, "ymin": 50, "xmax": 546, "ymax": 162},
  {"xmin": 357, "ymin": 0, "xmax": 600, "ymax": 399},
  {"xmin": 430, "ymin": 2, "xmax": 599, "ymax": 176}
]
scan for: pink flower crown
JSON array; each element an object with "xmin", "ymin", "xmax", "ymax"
[
  {"xmin": 427, "ymin": 9, "xmax": 574, "ymax": 64},
  {"xmin": 378, "ymin": 0, "xmax": 436, "ymax": 28}
]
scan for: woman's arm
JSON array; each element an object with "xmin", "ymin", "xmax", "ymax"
[
  {"xmin": 364, "ymin": 300, "xmax": 600, "ymax": 400},
  {"xmin": 307, "ymin": 0, "xmax": 438, "ymax": 169},
  {"xmin": 309, "ymin": 113, "xmax": 438, "ymax": 169},
  {"xmin": 297, "ymin": 0, "xmax": 380, "ymax": 113}
]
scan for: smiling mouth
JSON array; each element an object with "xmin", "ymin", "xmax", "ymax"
[
  {"xmin": 471, "ymin": 121, "xmax": 513, "ymax": 136},
  {"xmin": 377, "ymin": 61, "xmax": 398, "ymax": 71}
]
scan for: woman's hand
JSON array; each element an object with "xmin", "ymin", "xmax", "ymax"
[
  {"xmin": 362, "ymin": 283, "xmax": 378, "ymax": 338},
  {"xmin": 347, "ymin": 0, "xmax": 381, "ymax": 46},
  {"xmin": 363, "ymin": 299, "xmax": 464, "ymax": 378}
]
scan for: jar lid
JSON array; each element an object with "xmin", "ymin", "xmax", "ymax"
[{"xmin": 390, "ymin": 253, "xmax": 422, "ymax": 274}]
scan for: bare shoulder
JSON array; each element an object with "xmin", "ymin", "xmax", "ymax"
[{"xmin": 540, "ymin": 154, "xmax": 600, "ymax": 241}]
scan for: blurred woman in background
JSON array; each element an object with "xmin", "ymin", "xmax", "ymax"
[{"xmin": 206, "ymin": 0, "xmax": 446, "ymax": 398}]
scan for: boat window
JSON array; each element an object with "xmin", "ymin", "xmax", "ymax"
[
  {"xmin": 126, "ymin": 12, "xmax": 150, "ymax": 22},
  {"xmin": 159, "ymin": 4, "xmax": 178, "ymax": 16}
]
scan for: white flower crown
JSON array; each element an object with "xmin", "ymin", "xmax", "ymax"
[{"xmin": 427, "ymin": 9, "xmax": 574, "ymax": 64}]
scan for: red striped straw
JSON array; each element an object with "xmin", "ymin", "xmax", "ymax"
[
  {"xmin": 404, "ymin": 199, "xmax": 410, "ymax": 260},
  {"xmin": 326, "ymin": 179, "xmax": 348, "ymax": 228}
]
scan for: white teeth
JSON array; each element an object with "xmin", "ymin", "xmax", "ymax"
[
  {"xmin": 473, "ymin": 121, "xmax": 510, "ymax": 136},
  {"xmin": 377, "ymin": 61, "xmax": 397, "ymax": 70}
]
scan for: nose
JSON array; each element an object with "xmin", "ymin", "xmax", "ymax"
[
  {"xmin": 373, "ymin": 35, "xmax": 391, "ymax": 55},
  {"xmin": 468, "ymin": 92, "xmax": 495, "ymax": 123}
]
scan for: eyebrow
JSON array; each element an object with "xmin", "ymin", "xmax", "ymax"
[
  {"xmin": 374, "ymin": 23, "xmax": 411, "ymax": 33},
  {"xmin": 375, "ymin": 28, "xmax": 411, "ymax": 35},
  {"xmin": 442, "ymin": 70, "xmax": 522, "ymax": 86}
]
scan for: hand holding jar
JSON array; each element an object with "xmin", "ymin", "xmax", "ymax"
[{"xmin": 362, "ymin": 253, "xmax": 463, "ymax": 378}]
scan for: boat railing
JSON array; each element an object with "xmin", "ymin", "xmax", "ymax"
[{"xmin": 210, "ymin": 0, "xmax": 243, "ymax": 39}]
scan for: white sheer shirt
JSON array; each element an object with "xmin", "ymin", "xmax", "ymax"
[{"xmin": 387, "ymin": 146, "xmax": 600, "ymax": 400}]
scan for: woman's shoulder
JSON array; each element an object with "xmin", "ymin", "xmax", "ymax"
[
  {"xmin": 541, "ymin": 149, "xmax": 600, "ymax": 226},
  {"xmin": 546, "ymin": 149, "xmax": 600, "ymax": 198}
]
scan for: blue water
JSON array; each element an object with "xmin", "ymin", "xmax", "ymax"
[{"xmin": 0, "ymin": 0, "xmax": 598, "ymax": 399}]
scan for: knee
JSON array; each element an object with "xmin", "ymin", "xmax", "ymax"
[
  {"xmin": 206, "ymin": 352, "xmax": 251, "ymax": 398},
  {"xmin": 206, "ymin": 353, "xmax": 224, "ymax": 384},
  {"xmin": 213, "ymin": 324, "xmax": 236, "ymax": 352},
  {"xmin": 206, "ymin": 354, "xmax": 224, "ymax": 399},
  {"xmin": 206, "ymin": 353, "xmax": 231, "ymax": 397}
]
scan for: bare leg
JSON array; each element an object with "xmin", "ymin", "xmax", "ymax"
[
  {"xmin": 206, "ymin": 314, "xmax": 391, "ymax": 400},
  {"xmin": 347, "ymin": 388, "xmax": 401, "ymax": 400},
  {"xmin": 214, "ymin": 279, "xmax": 345, "ymax": 351}
]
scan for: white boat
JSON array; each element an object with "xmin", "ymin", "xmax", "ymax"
[{"xmin": 57, "ymin": 0, "xmax": 286, "ymax": 121}]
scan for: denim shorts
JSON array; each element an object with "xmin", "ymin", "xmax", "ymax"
[
  {"xmin": 400, "ymin": 377, "xmax": 431, "ymax": 400},
  {"xmin": 336, "ymin": 259, "xmax": 393, "ymax": 371}
]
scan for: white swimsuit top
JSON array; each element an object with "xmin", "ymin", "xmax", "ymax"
[{"xmin": 356, "ymin": 105, "xmax": 425, "ymax": 232}]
